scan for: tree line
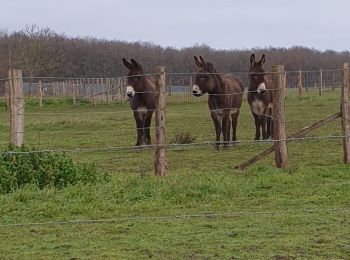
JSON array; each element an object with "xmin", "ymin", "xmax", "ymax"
[{"xmin": 1, "ymin": 25, "xmax": 350, "ymax": 80}]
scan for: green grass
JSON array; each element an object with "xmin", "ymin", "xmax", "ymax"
[{"xmin": 0, "ymin": 89, "xmax": 350, "ymax": 259}]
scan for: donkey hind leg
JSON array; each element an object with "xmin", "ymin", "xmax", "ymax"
[
  {"xmin": 266, "ymin": 108, "xmax": 273, "ymax": 139},
  {"xmin": 143, "ymin": 111, "xmax": 153, "ymax": 145},
  {"xmin": 253, "ymin": 113, "xmax": 261, "ymax": 140},
  {"xmin": 268, "ymin": 117, "xmax": 274, "ymax": 139},
  {"xmin": 134, "ymin": 111, "xmax": 145, "ymax": 146},
  {"xmin": 211, "ymin": 112, "xmax": 222, "ymax": 150},
  {"xmin": 231, "ymin": 111, "xmax": 240, "ymax": 142},
  {"xmin": 221, "ymin": 114, "xmax": 230, "ymax": 149}
]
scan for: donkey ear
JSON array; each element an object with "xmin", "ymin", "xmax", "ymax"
[
  {"xmin": 194, "ymin": 56, "xmax": 203, "ymax": 68},
  {"xmin": 199, "ymin": 56, "xmax": 206, "ymax": 66},
  {"xmin": 130, "ymin": 58, "xmax": 139, "ymax": 68},
  {"xmin": 250, "ymin": 54, "xmax": 256, "ymax": 68},
  {"xmin": 259, "ymin": 54, "xmax": 266, "ymax": 66},
  {"xmin": 206, "ymin": 63, "xmax": 215, "ymax": 72},
  {"xmin": 122, "ymin": 58, "xmax": 133, "ymax": 70}
]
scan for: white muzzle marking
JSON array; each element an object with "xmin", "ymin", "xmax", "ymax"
[
  {"xmin": 192, "ymin": 84, "xmax": 203, "ymax": 96},
  {"xmin": 257, "ymin": 82, "xmax": 266, "ymax": 94},
  {"xmin": 126, "ymin": 85, "xmax": 136, "ymax": 97}
]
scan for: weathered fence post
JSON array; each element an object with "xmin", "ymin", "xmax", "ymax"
[
  {"xmin": 297, "ymin": 69, "xmax": 302, "ymax": 96},
  {"xmin": 72, "ymin": 80, "xmax": 77, "ymax": 107},
  {"xmin": 319, "ymin": 69, "xmax": 323, "ymax": 96},
  {"xmin": 39, "ymin": 80, "xmax": 43, "ymax": 109},
  {"xmin": 341, "ymin": 63, "xmax": 350, "ymax": 164},
  {"xmin": 154, "ymin": 66, "xmax": 166, "ymax": 176},
  {"xmin": 5, "ymin": 81, "xmax": 9, "ymax": 111},
  {"xmin": 107, "ymin": 78, "xmax": 111, "ymax": 105},
  {"xmin": 272, "ymin": 65, "xmax": 288, "ymax": 168},
  {"xmin": 8, "ymin": 69, "xmax": 25, "ymax": 147},
  {"xmin": 168, "ymin": 76, "xmax": 172, "ymax": 96}
]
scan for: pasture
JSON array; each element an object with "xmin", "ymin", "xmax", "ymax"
[{"xmin": 0, "ymin": 89, "xmax": 350, "ymax": 259}]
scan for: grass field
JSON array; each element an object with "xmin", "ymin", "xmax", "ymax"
[{"xmin": 0, "ymin": 89, "xmax": 350, "ymax": 259}]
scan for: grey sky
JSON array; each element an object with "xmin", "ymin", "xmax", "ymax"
[{"xmin": 1, "ymin": 0, "xmax": 349, "ymax": 51}]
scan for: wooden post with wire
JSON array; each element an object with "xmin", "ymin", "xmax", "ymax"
[
  {"xmin": 168, "ymin": 76, "xmax": 172, "ymax": 96},
  {"xmin": 154, "ymin": 66, "xmax": 166, "ymax": 176},
  {"xmin": 72, "ymin": 80, "xmax": 77, "ymax": 107},
  {"xmin": 341, "ymin": 63, "xmax": 350, "ymax": 164},
  {"xmin": 319, "ymin": 69, "xmax": 323, "ymax": 96},
  {"xmin": 272, "ymin": 65, "xmax": 288, "ymax": 168},
  {"xmin": 296, "ymin": 69, "xmax": 302, "ymax": 96},
  {"xmin": 5, "ymin": 81, "xmax": 9, "ymax": 111},
  {"xmin": 107, "ymin": 78, "xmax": 111, "ymax": 105},
  {"xmin": 39, "ymin": 80, "xmax": 43, "ymax": 109},
  {"xmin": 8, "ymin": 69, "xmax": 25, "ymax": 147}
]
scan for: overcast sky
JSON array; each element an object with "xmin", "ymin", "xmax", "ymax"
[{"xmin": 1, "ymin": 0, "xmax": 349, "ymax": 51}]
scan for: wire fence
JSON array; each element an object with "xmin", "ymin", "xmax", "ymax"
[
  {"xmin": 1, "ymin": 67, "xmax": 348, "ymax": 173},
  {"xmin": 0, "ymin": 207, "xmax": 349, "ymax": 228},
  {"xmin": 0, "ymin": 69, "xmax": 343, "ymax": 103}
]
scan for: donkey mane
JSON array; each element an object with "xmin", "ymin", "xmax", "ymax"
[{"xmin": 203, "ymin": 62, "xmax": 225, "ymax": 93}]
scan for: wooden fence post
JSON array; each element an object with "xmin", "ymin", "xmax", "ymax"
[
  {"xmin": 107, "ymin": 78, "xmax": 111, "ymax": 105},
  {"xmin": 154, "ymin": 66, "xmax": 166, "ymax": 176},
  {"xmin": 5, "ymin": 81, "xmax": 9, "ymax": 111},
  {"xmin": 297, "ymin": 69, "xmax": 302, "ymax": 96},
  {"xmin": 8, "ymin": 69, "xmax": 25, "ymax": 147},
  {"xmin": 272, "ymin": 65, "xmax": 288, "ymax": 168},
  {"xmin": 121, "ymin": 78, "xmax": 126, "ymax": 105},
  {"xmin": 341, "ymin": 63, "xmax": 350, "ymax": 164},
  {"xmin": 72, "ymin": 80, "xmax": 77, "ymax": 107},
  {"xmin": 39, "ymin": 80, "xmax": 43, "ymax": 109},
  {"xmin": 319, "ymin": 69, "xmax": 323, "ymax": 96},
  {"xmin": 168, "ymin": 76, "xmax": 172, "ymax": 96}
]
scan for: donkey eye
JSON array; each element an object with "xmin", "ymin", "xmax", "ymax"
[{"xmin": 201, "ymin": 76, "xmax": 208, "ymax": 80}]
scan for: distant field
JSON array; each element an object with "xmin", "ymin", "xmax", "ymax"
[{"xmin": 0, "ymin": 89, "xmax": 350, "ymax": 259}]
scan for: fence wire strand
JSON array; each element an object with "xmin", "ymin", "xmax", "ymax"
[
  {"xmin": 1, "ymin": 135, "xmax": 348, "ymax": 155},
  {"xmin": 0, "ymin": 207, "xmax": 349, "ymax": 228}
]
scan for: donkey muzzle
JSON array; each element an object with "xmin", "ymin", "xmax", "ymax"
[
  {"xmin": 192, "ymin": 84, "xmax": 203, "ymax": 97},
  {"xmin": 126, "ymin": 86, "xmax": 135, "ymax": 98},
  {"xmin": 257, "ymin": 82, "xmax": 266, "ymax": 95}
]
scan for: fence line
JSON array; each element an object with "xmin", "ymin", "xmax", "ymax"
[
  {"xmin": 3, "ymin": 64, "xmax": 350, "ymax": 173},
  {"xmin": 2, "ymin": 135, "xmax": 349, "ymax": 155},
  {"xmin": 0, "ymin": 207, "xmax": 349, "ymax": 228}
]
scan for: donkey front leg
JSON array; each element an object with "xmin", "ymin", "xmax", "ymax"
[
  {"xmin": 253, "ymin": 113, "xmax": 261, "ymax": 140},
  {"xmin": 134, "ymin": 111, "xmax": 145, "ymax": 146},
  {"xmin": 211, "ymin": 112, "xmax": 222, "ymax": 150},
  {"xmin": 143, "ymin": 111, "xmax": 153, "ymax": 145},
  {"xmin": 261, "ymin": 115, "xmax": 268, "ymax": 140}
]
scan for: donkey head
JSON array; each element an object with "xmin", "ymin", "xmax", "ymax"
[
  {"xmin": 122, "ymin": 58, "xmax": 145, "ymax": 98},
  {"xmin": 249, "ymin": 54, "xmax": 266, "ymax": 95},
  {"xmin": 192, "ymin": 56, "xmax": 219, "ymax": 96}
]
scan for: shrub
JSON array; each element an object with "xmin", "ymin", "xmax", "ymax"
[
  {"xmin": 0, "ymin": 145, "xmax": 106, "ymax": 194},
  {"xmin": 170, "ymin": 131, "xmax": 196, "ymax": 144}
]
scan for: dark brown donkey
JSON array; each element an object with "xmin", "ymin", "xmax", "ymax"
[
  {"xmin": 248, "ymin": 54, "xmax": 274, "ymax": 140},
  {"xmin": 122, "ymin": 58, "xmax": 156, "ymax": 146},
  {"xmin": 193, "ymin": 56, "xmax": 244, "ymax": 149}
]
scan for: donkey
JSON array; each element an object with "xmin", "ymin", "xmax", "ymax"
[
  {"xmin": 248, "ymin": 54, "xmax": 274, "ymax": 140},
  {"xmin": 122, "ymin": 58, "xmax": 156, "ymax": 146},
  {"xmin": 193, "ymin": 56, "xmax": 244, "ymax": 149}
]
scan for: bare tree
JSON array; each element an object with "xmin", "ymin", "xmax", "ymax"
[{"xmin": 10, "ymin": 25, "xmax": 66, "ymax": 96}]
